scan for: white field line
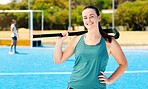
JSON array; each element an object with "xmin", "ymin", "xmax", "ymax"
[
  {"xmin": 124, "ymin": 50, "xmax": 148, "ymax": 52},
  {"xmin": 0, "ymin": 38, "xmax": 11, "ymax": 39},
  {"xmin": 0, "ymin": 71, "xmax": 148, "ymax": 75},
  {"xmin": 0, "ymin": 46, "xmax": 56, "ymax": 49}
]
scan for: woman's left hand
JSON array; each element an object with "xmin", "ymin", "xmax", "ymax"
[{"xmin": 98, "ymin": 71, "xmax": 111, "ymax": 85}]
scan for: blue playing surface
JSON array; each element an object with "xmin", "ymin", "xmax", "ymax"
[{"xmin": 0, "ymin": 46, "xmax": 148, "ymax": 89}]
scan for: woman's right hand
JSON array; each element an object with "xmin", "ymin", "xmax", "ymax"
[{"xmin": 57, "ymin": 31, "xmax": 69, "ymax": 42}]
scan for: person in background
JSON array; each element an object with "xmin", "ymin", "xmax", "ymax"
[
  {"xmin": 9, "ymin": 19, "xmax": 19, "ymax": 54},
  {"xmin": 54, "ymin": 6, "xmax": 128, "ymax": 89}
]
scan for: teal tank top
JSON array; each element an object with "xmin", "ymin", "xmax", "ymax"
[{"xmin": 68, "ymin": 34, "xmax": 109, "ymax": 89}]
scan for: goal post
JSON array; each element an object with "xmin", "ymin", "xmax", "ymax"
[{"xmin": 0, "ymin": 10, "xmax": 44, "ymax": 48}]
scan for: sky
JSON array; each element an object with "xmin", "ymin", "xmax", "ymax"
[{"xmin": 0, "ymin": 0, "xmax": 12, "ymax": 4}]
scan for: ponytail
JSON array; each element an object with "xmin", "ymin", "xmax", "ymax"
[{"xmin": 98, "ymin": 22, "xmax": 113, "ymax": 43}]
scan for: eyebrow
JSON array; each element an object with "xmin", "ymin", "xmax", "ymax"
[
  {"xmin": 89, "ymin": 14, "xmax": 95, "ymax": 16},
  {"xmin": 83, "ymin": 14, "xmax": 95, "ymax": 17}
]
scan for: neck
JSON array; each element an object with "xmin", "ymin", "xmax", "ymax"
[{"xmin": 86, "ymin": 28, "xmax": 101, "ymax": 40}]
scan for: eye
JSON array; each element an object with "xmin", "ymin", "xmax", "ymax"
[
  {"xmin": 83, "ymin": 17, "xmax": 87, "ymax": 19},
  {"xmin": 90, "ymin": 15, "xmax": 94, "ymax": 18}
]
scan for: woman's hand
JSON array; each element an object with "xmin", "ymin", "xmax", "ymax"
[
  {"xmin": 57, "ymin": 31, "xmax": 69, "ymax": 42},
  {"xmin": 98, "ymin": 71, "xmax": 112, "ymax": 85}
]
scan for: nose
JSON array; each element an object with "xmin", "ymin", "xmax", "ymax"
[{"xmin": 87, "ymin": 17, "xmax": 91, "ymax": 22}]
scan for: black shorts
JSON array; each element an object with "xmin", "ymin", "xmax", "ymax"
[{"xmin": 12, "ymin": 37, "xmax": 17, "ymax": 40}]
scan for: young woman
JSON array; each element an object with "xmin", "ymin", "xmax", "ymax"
[
  {"xmin": 54, "ymin": 6, "xmax": 128, "ymax": 89},
  {"xmin": 9, "ymin": 19, "xmax": 19, "ymax": 54}
]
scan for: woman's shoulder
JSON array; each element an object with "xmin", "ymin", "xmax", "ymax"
[
  {"xmin": 105, "ymin": 37, "xmax": 121, "ymax": 52},
  {"xmin": 105, "ymin": 37, "xmax": 119, "ymax": 53},
  {"xmin": 11, "ymin": 24, "xmax": 15, "ymax": 27},
  {"xmin": 110, "ymin": 37, "xmax": 120, "ymax": 47},
  {"xmin": 106, "ymin": 37, "xmax": 118, "ymax": 44},
  {"xmin": 105, "ymin": 37, "xmax": 118, "ymax": 45},
  {"xmin": 74, "ymin": 35, "xmax": 82, "ymax": 41},
  {"xmin": 69, "ymin": 35, "xmax": 82, "ymax": 47}
]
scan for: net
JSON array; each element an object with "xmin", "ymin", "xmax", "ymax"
[{"xmin": 0, "ymin": 10, "xmax": 44, "ymax": 47}]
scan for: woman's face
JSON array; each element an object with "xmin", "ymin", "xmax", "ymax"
[{"xmin": 82, "ymin": 8, "xmax": 100, "ymax": 30}]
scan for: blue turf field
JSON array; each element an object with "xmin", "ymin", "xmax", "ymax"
[{"xmin": 0, "ymin": 46, "xmax": 148, "ymax": 89}]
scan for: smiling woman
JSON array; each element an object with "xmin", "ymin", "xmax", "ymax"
[{"xmin": 54, "ymin": 5, "xmax": 128, "ymax": 89}]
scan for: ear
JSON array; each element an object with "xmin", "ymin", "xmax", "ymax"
[{"xmin": 98, "ymin": 16, "xmax": 101, "ymax": 22}]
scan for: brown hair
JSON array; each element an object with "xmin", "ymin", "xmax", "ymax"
[
  {"xmin": 11, "ymin": 19, "xmax": 16, "ymax": 24},
  {"xmin": 82, "ymin": 6, "xmax": 113, "ymax": 43}
]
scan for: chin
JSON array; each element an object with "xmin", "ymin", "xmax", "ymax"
[{"xmin": 85, "ymin": 25, "xmax": 94, "ymax": 29}]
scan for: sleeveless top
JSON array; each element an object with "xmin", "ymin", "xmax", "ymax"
[
  {"xmin": 68, "ymin": 34, "xmax": 109, "ymax": 89},
  {"xmin": 11, "ymin": 24, "xmax": 17, "ymax": 37}
]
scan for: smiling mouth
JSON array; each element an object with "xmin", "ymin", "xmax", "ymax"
[{"xmin": 86, "ymin": 22, "xmax": 94, "ymax": 26}]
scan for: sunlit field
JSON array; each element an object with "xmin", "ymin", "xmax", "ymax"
[{"xmin": 0, "ymin": 28, "xmax": 148, "ymax": 47}]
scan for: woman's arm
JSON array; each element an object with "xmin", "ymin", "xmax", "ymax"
[
  {"xmin": 98, "ymin": 38, "xmax": 128, "ymax": 84},
  {"xmin": 108, "ymin": 38, "xmax": 128, "ymax": 84},
  {"xmin": 54, "ymin": 31, "xmax": 78, "ymax": 64}
]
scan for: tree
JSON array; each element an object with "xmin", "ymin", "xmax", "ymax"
[
  {"xmin": 7, "ymin": 2, "xmax": 17, "ymax": 9},
  {"xmin": 53, "ymin": 9, "xmax": 69, "ymax": 30},
  {"xmin": 71, "ymin": 5, "xmax": 84, "ymax": 26},
  {"xmin": 100, "ymin": 13, "xmax": 112, "ymax": 28},
  {"xmin": 0, "ymin": 4, "xmax": 13, "ymax": 31},
  {"xmin": 132, "ymin": 1, "xmax": 148, "ymax": 31},
  {"xmin": 116, "ymin": 1, "xmax": 148, "ymax": 30},
  {"xmin": 16, "ymin": 2, "xmax": 28, "ymax": 10}
]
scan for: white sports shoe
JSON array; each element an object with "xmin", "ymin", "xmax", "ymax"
[{"xmin": 9, "ymin": 52, "xmax": 14, "ymax": 55}]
